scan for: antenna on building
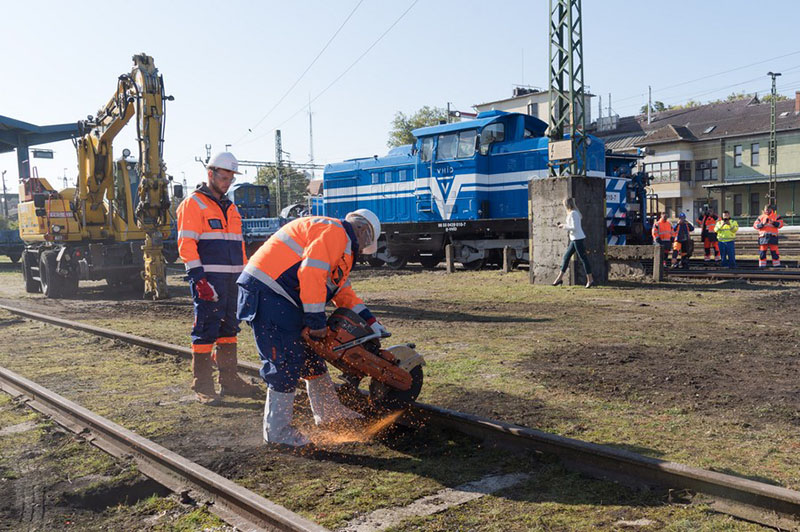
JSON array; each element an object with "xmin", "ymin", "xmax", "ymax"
[{"xmin": 598, "ymin": 95, "xmax": 603, "ymax": 120}]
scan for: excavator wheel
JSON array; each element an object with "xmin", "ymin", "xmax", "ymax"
[
  {"xmin": 22, "ymin": 251, "xmax": 41, "ymax": 294},
  {"xmin": 39, "ymin": 250, "xmax": 63, "ymax": 298},
  {"xmin": 368, "ymin": 365, "xmax": 423, "ymax": 412}
]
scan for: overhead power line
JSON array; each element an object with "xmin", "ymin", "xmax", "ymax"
[
  {"xmin": 235, "ymin": 0, "xmax": 365, "ymax": 144},
  {"xmin": 613, "ymin": 49, "xmax": 800, "ymax": 105},
  {"xmin": 239, "ymin": 0, "xmax": 419, "ymax": 149}
]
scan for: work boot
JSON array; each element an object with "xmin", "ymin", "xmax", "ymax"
[
  {"xmin": 216, "ymin": 343, "xmax": 262, "ymax": 398},
  {"xmin": 306, "ymin": 373, "xmax": 364, "ymax": 426},
  {"xmin": 263, "ymin": 389, "xmax": 310, "ymax": 447},
  {"xmin": 191, "ymin": 351, "xmax": 221, "ymax": 405}
]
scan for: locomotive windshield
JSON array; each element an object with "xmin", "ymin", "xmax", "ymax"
[
  {"xmin": 479, "ymin": 123, "xmax": 505, "ymax": 155},
  {"xmin": 420, "ymin": 137, "xmax": 433, "ymax": 162}
]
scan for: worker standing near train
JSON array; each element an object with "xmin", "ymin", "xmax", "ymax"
[
  {"xmin": 714, "ymin": 210, "xmax": 739, "ymax": 268},
  {"xmin": 177, "ymin": 152, "xmax": 261, "ymax": 405},
  {"xmin": 696, "ymin": 208, "xmax": 720, "ymax": 262},
  {"xmin": 237, "ymin": 209, "xmax": 386, "ymax": 447},
  {"xmin": 651, "ymin": 212, "xmax": 674, "ymax": 266},
  {"xmin": 671, "ymin": 213, "xmax": 694, "ymax": 269},
  {"xmin": 753, "ymin": 205, "xmax": 784, "ymax": 268}
]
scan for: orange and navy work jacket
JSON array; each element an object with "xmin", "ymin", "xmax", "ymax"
[
  {"xmin": 238, "ymin": 216, "xmax": 373, "ymax": 330},
  {"xmin": 651, "ymin": 219, "xmax": 674, "ymax": 242},
  {"xmin": 176, "ymin": 184, "xmax": 247, "ymax": 281},
  {"xmin": 696, "ymin": 214, "xmax": 718, "ymax": 236},
  {"xmin": 753, "ymin": 211, "xmax": 784, "ymax": 242}
]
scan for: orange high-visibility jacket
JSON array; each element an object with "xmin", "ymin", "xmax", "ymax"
[
  {"xmin": 696, "ymin": 214, "xmax": 718, "ymax": 235},
  {"xmin": 753, "ymin": 212, "xmax": 784, "ymax": 237},
  {"xmin": 652, "ymin": 219, "xmax": 674, "ymax": 241},
  {"xmin": 240, "ymin": 216, "xmax": 372, "ymax": 330},
  {"xmin": 176, "ymin": 186, "xmax": 246, "ymax": 281}
]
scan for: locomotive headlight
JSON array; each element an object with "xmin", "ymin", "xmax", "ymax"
[{"xmin": 51, "ymin": 225, "xmax": 62, "ymax": 233}]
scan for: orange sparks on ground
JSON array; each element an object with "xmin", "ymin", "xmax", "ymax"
[{"xmin": 310, "ymin": 411, "xmax": 404, "ymax": 445}]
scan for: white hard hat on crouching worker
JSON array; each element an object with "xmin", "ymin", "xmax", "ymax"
[
  {"xmin": 207, "ymin": 152, "xmax": 242, "ymax": 174},
  {"xmin": 347, "ymin": 208, "xmax": 381, "ymax": 254}
]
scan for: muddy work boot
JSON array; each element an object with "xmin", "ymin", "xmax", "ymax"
[
  {"xmin": 306, "ymin": 373, "xmax": 364, "ymax": 427},
  {"xmin": 215, "ymin": 343, "xmax": 262, "ymax": 398},
  {"xmin": 263, "ymin": 389, "xmax": 310, "ymax": 447},
  {"xmin": 191, "ymin": 351, "xmax": 221, "ymax": 405}
]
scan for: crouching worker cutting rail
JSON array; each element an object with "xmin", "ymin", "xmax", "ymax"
[{"xmin": 237, "ymin": 209, "xmax": 411, "ymax": 447}]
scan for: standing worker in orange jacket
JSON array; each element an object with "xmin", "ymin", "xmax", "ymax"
[
  {"xmin": 753, "ymin": 205, "xmax": 784, "ymax": 267},
  {"xmin": 651, "ymin": 212, "xmax": 674, "ymax": 265},
  {"xmin": 176, "ymin": 152, "xmax": 261, "ymax": 405},
  {"xmin": 696, "ymin": 208, "xmax": 720, "ymax": 262},
  {"xmin": 237, "ymin": 210, "xmax": 385, "ymax": 447}
]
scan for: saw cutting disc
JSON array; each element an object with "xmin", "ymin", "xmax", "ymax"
[{"xmin": 368, "ymin": 365, "xmax": 423, "ymax": 411}]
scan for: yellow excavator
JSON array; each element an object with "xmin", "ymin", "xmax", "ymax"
[{"xmin": 18, "ymin": 53, "xmax": 175, "ymax": 299}]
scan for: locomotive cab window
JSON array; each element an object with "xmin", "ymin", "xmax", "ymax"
[
  {"xmin": 479, "ymin": 123, "xmax": 505, "ymax": 155},
  {"xmin": 457, "ymin": 130, "xmax": 477, "ymax": 158},
  {"xmin": 420, "ymin": 138, "xmax": 433, "ymax": 162},
  {"xmin": 437, "ymin": 133, "xmax": 458, "ymax": 160}
]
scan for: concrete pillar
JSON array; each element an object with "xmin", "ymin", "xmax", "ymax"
[
  {"xmin": 529, "ymin": 176, "xmax": 607, "ymax": 286},
  {"xmin": 502, "ymin": 246, "xmax": 513, "ymax": 273},
  {"xmin": 445, "ymin": 244, "xmax": 454, "ymax": 273},
  {"xmin": 653, "ymin": 245, "xmax": 664, "ymax": 282}
]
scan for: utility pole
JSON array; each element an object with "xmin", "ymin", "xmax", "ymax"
[
  {"xmin": 308, "ymin": 96, "xmax": 315, "ymax": 180},
  {"xmin": 275, "ymin": 130, "xmax": 283, "ymax": 213},
  {"xmin": 1, "ymin": 170, "xmax": 7, "ymax": 219},
  {"xmin": 548, "ymin": 0, "xmax": 586, "ymax": 176},
  {"xmin": 768, "ymin": 71, "xmax": 781, "ymax": 208},
  {"xmin": 647, "ymin": 85, "xmax": 652, "ymax": 124}
]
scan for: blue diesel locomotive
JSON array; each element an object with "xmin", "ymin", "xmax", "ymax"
[{"xmin": 323, "ymin": 110, "xmax": 640, "ymax": 269}]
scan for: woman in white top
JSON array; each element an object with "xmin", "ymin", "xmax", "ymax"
[{"xmin": 552, "ymin": 197, "xmax": 594, "ymax": 288}]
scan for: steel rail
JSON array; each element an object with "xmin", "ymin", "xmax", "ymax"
[
  {"xmin": 1, "ymin": 303, "xmax": 799, "ymax": 529},
  {"xmin": 665, "ymin": 269, "xmax": 800, "ymax": 281},
  {"xmin": 0, "ymin": 365, "xmax": 328, "ymax": 532}
]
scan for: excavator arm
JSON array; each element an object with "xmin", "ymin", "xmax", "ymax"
[{"xmin": 75, "ymin": 53, "xmax": 172, "ymax": 299}]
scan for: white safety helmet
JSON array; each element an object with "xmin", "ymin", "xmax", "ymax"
[
  {"xmin": 348, "ymin": 208, "xmax": 381, "ymax": 254},
  {"xmin": 207, "ymin": 151, "xmax": 241, "ymax": 174}
]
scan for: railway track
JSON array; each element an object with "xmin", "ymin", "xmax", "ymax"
[
  {"xmin": 0, "ymin": 364, "xmax": 327, "ymax": 532},
  {"xmin": 1, "ymin": 303, "xmax": 799, "ymax": 529}
]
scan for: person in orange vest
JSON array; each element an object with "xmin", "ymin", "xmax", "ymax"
[
  {"xmin": 177, "ymin": 152, "xmax": 261, "ymax": 405},
  {"xmin": 696, "ymin": 208, "xmax": 720, "ymax": 262},
  {"xmin": 671, "ymin": 213, "xmax": 694, "ymax": 269},
  {"xmin": 651, "ymin": 212, "xmax": 674, "ymax": 265},
  {"xmin": 753, "ymin": 205, "xmax": 784, "ymax": 267},
  {"xmin": 237, "ymin": 210, "xmax": 385, "ymax": 447}
]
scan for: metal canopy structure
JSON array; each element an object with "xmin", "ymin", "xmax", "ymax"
[{"xmin": 0, "ymin": 115, "xmax": 81, "ymax": 179}]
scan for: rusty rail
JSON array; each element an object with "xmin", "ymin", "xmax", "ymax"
[{"xmin": 1, "ymin": 303, "xmax": 799, "ymax": 530}]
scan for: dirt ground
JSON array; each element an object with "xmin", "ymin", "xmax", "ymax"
[{"xmin": 0, "ymin": 259, "xmax": 795, "ymax": 530}]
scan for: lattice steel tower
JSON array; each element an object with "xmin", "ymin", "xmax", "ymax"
[
  {"xmin": 767, "ymin": 71, "xmax": 781, "ymax": 208},
  {"xmin": 548, "ymin": 0, "xmax": 586, "ymax": 177}
]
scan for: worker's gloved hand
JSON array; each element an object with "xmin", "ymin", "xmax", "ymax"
[
  {"xmin": 195, "ymin": 278, "xmax": 219, "ymax": 302},
  {"xmin": 772, "ymin": 221, "xmax": 781, "ymax": 227},
  {"xmin": 308, "ymin": 327, "xmax": 328, "ymax": 339},
  {"xmin": 369, "ymin": 320, "xmax": 390, "ymax": 338},
  {"xmin": 756, "ymin": 223, "xmax": 765, "ymax": 229}
]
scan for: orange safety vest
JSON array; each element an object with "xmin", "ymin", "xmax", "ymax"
[
  {"xmin": 753, "ymin": 212, "xmax": 784, "ymax": 237},
  {"xmin": 652, "ymin": 219, "xmax": 674, "ymax": 241},
  {"xmin": 697, "ymin": 214, "xmax": 717, "ymax": 234},
  {"xmin": 176, "ymin": 186, "xmax": 246, "ymax": 280},
  {"xmin": 242, "ymin": 216, "xmax": 368, "ymax": 328}
]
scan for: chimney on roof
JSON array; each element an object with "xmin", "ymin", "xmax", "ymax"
[{"xmin": 795, "ymin": 91, "xmax": 800, "ymax": 114}]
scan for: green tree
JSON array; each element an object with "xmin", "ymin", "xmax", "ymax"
[
  {"xmin": 640, "ymin": 101, "xmax": 667, "ymax": 114},
  {"xmin": 255, "ymin": 165, "xmax": 310, "ymax": 215},
  {"xmin": 388, "ymin": 106, "xmax": 448, "ymax": 148},
  {"xmin": 761, "ymin": 93, "xmax": 788, "ymax": 103},
  {"xmin": 668, "ymin": 99, "xmax": 702, "ymax": 110}
]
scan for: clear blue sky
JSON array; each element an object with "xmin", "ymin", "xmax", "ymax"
[{"xmin": 2, "ymin": 0, "xmax": 800, "ymax": 188}]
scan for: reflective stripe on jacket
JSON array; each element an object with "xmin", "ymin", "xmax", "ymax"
[
  {"xmin": 714, "ymin": 219, "xmax": 739, "ymax": 242},
  {"xmin": 753, "ymin": 212, "xmax": 784, "ymax": 237},
  {"xmin": 239, "ymin": 216, "xmax": 373, "ymax": 330},
  {"xmin": 697, "ymin": 214, "xmax": 718, "ymax": 235},
  {"xmin": 176, "ymin": 185, "xmax": 246, "ymax": 281},
  {"xmin": 652, "ymin": 219, "xmax": 674, "ymax": 241}
]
